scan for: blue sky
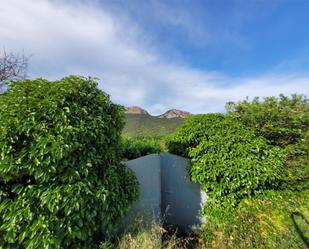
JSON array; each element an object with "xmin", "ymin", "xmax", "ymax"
[
  {"xmin": 103, "ymin": 0, "xmax": 309, "ymax": 75},
  {"xmin": 1, "ymin": 0, "xmax": 308, "ymax": 114}
]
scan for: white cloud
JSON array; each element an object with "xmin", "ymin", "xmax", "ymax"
[{"xmin": 0, "ymin": 0, "xmax": 308, "ymax": 115}]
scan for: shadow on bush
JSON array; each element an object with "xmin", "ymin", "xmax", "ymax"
[{"xmin": 291, "ymin": 211, "xmax": 309, "ymax": 248}]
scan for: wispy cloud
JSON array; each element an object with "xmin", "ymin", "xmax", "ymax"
[{"xmin": 0, "ymin": 0, "xmax": 308, "ymax": 115}]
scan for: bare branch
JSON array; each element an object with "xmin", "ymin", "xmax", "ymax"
[{"xmin": 0, "ymin": 48, "xmax": 30, "ymax": 91}]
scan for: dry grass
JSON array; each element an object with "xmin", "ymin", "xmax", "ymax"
[{"xmin": 100, "ymin": 218, "xmax": 197, "ymax": 249}]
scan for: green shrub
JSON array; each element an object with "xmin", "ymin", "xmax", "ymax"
[
  {"xmin": 0, "ymin": 76, "xmax": 139, "ymax": 248},
  {"xmin": 226, "ymin": 94, "xmax": 309, "ymax": 191},
  {"xmin": 166, "ymin": 114, "xmax": 226, "ymax": 157},
  {"xmin": 226, "ymin": 94, "xmax": 309, "ymax": 147},
  {"xmin": 121, "ymin": 136, "xmax": 163, "ymax": 160},
  {"xmin": 167, "ymin": 96, "xmax": 308, "ymax": 248},
  {"xmin": 167, "ymin": 114, "xmax": 286, "ymax": 219}
]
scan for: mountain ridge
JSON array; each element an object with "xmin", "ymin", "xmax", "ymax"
[
  {"xmin": 158, "ymin": 109, "xmax": 191, "ymax": 119},
  {"xmin": 125, "ymin": 106, "xmax": 191, "ymax": 119},
  {"xmin": 125, "ymin": 106, "xmax": 149, "ymax": 115}
]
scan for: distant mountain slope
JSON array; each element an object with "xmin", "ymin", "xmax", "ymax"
[{"xmin": 123, "ymin": 113, "xmax": 185, "ymax": 137}]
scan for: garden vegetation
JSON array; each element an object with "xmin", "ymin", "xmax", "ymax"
[
  {"xmin": 0, "ymin": 75, "xmax": 307, "ymax": 248},
  {"xmin": 167, "ymin": 94, "xmax": 308, "ymax": 248},
  {"xmin": 121, "ymin": 136, "xmax": 164, "ymax": 160},
  {"xmin": 0, "ymin": 76, "xmax": 139, "ymax": 248}
]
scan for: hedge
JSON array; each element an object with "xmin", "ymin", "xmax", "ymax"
[
  {"xmin": 0, "ymin": 76, "xmax": 139, "ymax": 248},
  {"xmin": 167, "ymin": 114, "xmax": 285, "ymax": 220}
]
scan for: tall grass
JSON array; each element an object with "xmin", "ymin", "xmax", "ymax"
[{"xmin": 99, "ymin": 218, "xmax": 195, "ymax": 249}]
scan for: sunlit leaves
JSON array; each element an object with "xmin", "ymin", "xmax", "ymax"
[
  {"xmin": 167, "ymin": 114, "xmax": 286, "ymax": 221},
  {"xmin": 226, "ymin": 94, "xmax": 309, "ymax": 147},
  {"xmin": 0, "ymin": 76, "xmax": 139, "ymax": 248}
]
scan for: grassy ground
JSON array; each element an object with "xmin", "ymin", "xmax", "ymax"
[
  {"xmin": 199, "ymin": 190, "xmax": 309, "ymax": 249},
  {"xmin": 98, "ymin": 189, "xmax": 308, "ymax": 249},
  {"xmin": 99, "ymin": 219, "xmax": 195, "ymax": 249}
]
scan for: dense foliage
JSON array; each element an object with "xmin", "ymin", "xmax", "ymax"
[
  {"xmin": 227, "ymin": 94, "xmax": 309, "ymax": 190},
  {"xmin": 167, "ymin": 114, "xmax": 285, "ymax": 217},
  {"xmin": 284, "ymin": 132, "xmax": 309, "ymax": 190},
  {"xmin": 165, "ymin": 94, "xmax": 308, "ymax": 248},
  {"xmin": 166, "ymin": 114, "xmax": 225, "ymax": 157},
  {"xmin": 0, "ymin": 76, "xmax": 139, "ymax": 248},
  {"xmin": 121, "ymin": 136, "xmax": 163, "ymax": 160},
  {"xmin": 226, "ymin": 94, "xmax": 309, "ymax": 147}
]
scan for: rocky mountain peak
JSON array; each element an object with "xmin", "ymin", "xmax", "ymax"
[
  {"xmin": 125, "ymin": 106, "xmax": 149, "ymax": 115},
  {"xmin": 158, "ymin": 109, "xmax": 191, "ymax": 119}
]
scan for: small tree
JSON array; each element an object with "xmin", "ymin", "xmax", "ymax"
[
  {"xmin": 225, "ymin": 94, "xmax": 309, "ymax": 147},
  {"xmin": 0, "ymin": 49, "xmax": 29, "ymax": 91}
]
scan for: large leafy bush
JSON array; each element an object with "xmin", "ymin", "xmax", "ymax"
[
  {"xmin": 167, "ymin": 96, "xmax": 307, "ymax": 247},
  {"xmin": 226, "ymin": 94, "xmax": 309, "ymax": 147},
  {"xmin": 166, "ymin": 113, "xmax": 226, "ymax": 157},
  {"xmin": 167, "ymin": 114, "xmax": 285, "ymax": 218},
  {"xmin": 0, "ymin": 76, "xmax": 139, "ymax": 248},
  {"xmin": 226, "ymin": 94, "xmax": 309, "ymax": 189}
]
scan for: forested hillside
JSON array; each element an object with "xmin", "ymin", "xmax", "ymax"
[{"xmin": 123, "ymin": 113, "xmax": 185, "ymax": 137}]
